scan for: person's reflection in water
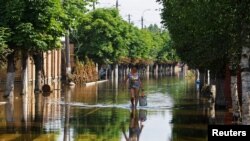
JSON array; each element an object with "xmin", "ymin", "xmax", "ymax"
[
  {"xmin": 5, "ymin": 96, "xmax": 15, "ymax": 133},
  {"xmin": 122, "ymin": 109, "xmax": 144, "ymax": 141}
]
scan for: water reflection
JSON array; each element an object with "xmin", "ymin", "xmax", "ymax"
[
  {"xmin": 21, "ymin": 94, "xmax": 28, "ymax": 132},
  {"xmin": 63, "ymin": 86, "xmax": 73, "ymax": 141},
  {"xmin": 34, "ymin": 93, "xmax": 43, "ymax": 132},
  {"xmin": 122, "ymin": 109, "xmax": 143, "ymax": 141},
  {"xmin": 5, "ymin": 96, "xmax": 15, "ymax": 133},
  {"xmin": 121, "ymin": 109, "xmax": 146, "ymax": 141},
  {"xmin": 139, "ymin": 109, "xmax": 147, "ymax": 122},
  {"xmin": 0, "ymin": 75, "xmax": 230, "ymax": 141}
]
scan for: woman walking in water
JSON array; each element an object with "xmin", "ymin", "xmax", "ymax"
[{"xmin": 124, "ymin": 65, "xmax": 144, "ymax": 108}]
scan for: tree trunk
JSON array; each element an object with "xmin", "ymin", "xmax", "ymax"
[
  {"xmin": 210, "ymin": 85, "xmax": 216, "ymax": 102},
  {"xmin": 207, "ymin": 70, "xmax": 210, "ymax": 85},
  {"xmin": 114, "ymin": 64, "xmax": 118, "ymax": 78},
  {"xmin": 199, "ymin": 72, "xmax": 205, "ymax": 91},
  {"xmin": 65, "ymin": 30, "xmax": 72, "ymax": 83},
  {"xmin": 95, "ymin": 63, "xmax": 98, "ymax": 77},
  {"xmin": 230, "ymin": 75, "xmax": 241, "ymax": 123},
  {"xmin": 224, "ymin": 65, "xmax": 232, "ymax": 109},
  {"xmin": 146, "ymin": 65, "xmax": 150, "ymax": 79},
  {"xmin": 110, "ymin": 67, "xmax": 114, "ymax": 80},
  {"xmin": 4, "ymin": 52, "xmax": 15, "ymax": 97},
  {"xmin": 215, "ymin": 78, "xmax": 226, "ymax": 106},
  {"xmin": 237, "ymin": 68, "xmax": 242, "ymax": 106},
  {"xmin": 171, "ymin": 64, "xmax": 175, "ymax": 76},
  {"xmin": 33, "ymin": 53, "xmax": 43, "ymax": 94},
  {"xmin": 240, "ymin": 47, "xmax": 250, "ymax": 125},
  {"xmin": 21, "ymin": 52, "xmax": 29, "ymax": 95},
  {"xmin": 154, "ymin": 64, "xmax": 158, "ymax": 75},
  {"xmin": 195, "ymin": 69, "xmax": 201, "ymax": 92},
  {"xmin": 196, "ymin": 69, "xmax": 200, "ymax": 83}
]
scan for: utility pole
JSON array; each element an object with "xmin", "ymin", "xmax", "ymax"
[
  {"xmin": 65, "ymin": 30, "xmax": 71, "ymax": 80},
  {"xmin": 128, "ymin": 14, "xmax": 131, "ymax": 24},
  {"xmin": 141, "ymin": 16, "xmax": 144, "ymax": 29},
  {"xmin": 93, "ymin": 1, "xmax": 96, "ymax": 10},
  {"xmin": 116, "ymin": 0, "xmax": 119, "ymax": 9},
  {"xmin": 141, "ymin": 9, "xmax": 150, "ymax": 29}
]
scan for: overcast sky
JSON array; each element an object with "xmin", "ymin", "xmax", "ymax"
[{"xmin": 96, "ymin": 0, "xmax": 163, "ymax": 28}]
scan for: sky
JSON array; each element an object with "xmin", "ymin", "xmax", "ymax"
[{"xmin": 96, "ymin": 0, "xmax": 163, "ymax": 28}]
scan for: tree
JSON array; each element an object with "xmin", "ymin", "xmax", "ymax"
[
  {"xmin": 73, "ymin": 8, "xmax": 176, "ymax": 68},
  {"xmin": 0, "ymin": 0, "xmax": 66, "ymax": 96},
  {"xmin": 158, "ymin": 0, "xmax": 250, "ymax": 124},
  {"xmin": 146, "ymin": 25, "xmax": 178, "ymax": 64},
  {"xmin": 62, "ymin": 0, "xmax": 90, "ymax": 82},
  {"xmin": 75, "ymin": 8, "xmax": 131, "ymax": 64},
  {"xmin": 237, "ymin": 0, "xmax": 250, "ymax": 125},
  {"xmin": 157, "ymin": 40, "xmax": 178, "ymax": 64},
  {"xmin": 126, "ymin": 28, "xmax": 154, "ymax": 63},
  {"xmin": 158, "ymin": 0, "xmax": 234, "ymax": 74}
]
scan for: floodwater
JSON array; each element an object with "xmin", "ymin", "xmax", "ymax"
[{"xmin": 0, "ymin": 74, "xmax": 227, "ymax": 141}]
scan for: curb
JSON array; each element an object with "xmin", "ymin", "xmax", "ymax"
[
  {"xmin": 0, "ymin": 101, "xmax": 7, "ymax": 105},
  {"xmin": 83, "ymin": 80, "xmax": 108, "ymax": 86}
]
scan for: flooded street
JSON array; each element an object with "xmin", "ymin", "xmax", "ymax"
[{"xmin": 0, "ymin": 75, "xmax": 227, "ymax": 141}]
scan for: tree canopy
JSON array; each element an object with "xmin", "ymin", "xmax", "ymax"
[
  {"xmin": 0, "ymin": 1, "xmax": 178, "ymax": 67},
  {"xmin": 0, "ymin": 0, "xmax": 67, "ymax": 53},
  {"xmin": 158, "ymin": 0, "xmax": 250, "ymax": 75},
  {"xmin": 0, "ymin": 0, "xmax": 92, "ymax": 52},
  {"xmin": 73, "ymin": 8, "xmax": 175, "ymax": 65},
  {"xmin": 74, "ymin": 8, "xmax": 128, "ymax": 64},
  {"xmin": 62, "ymin": 0, "xmax": 91, "ymax": 32}
]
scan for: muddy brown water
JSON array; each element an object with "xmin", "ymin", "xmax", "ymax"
[{"xmin": 0, "ymin": 75, "xmax": 227, "ymax": 141}]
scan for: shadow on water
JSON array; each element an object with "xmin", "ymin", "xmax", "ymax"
[{"xmin": 0, "ymin": 75, "xmax": 229, "ymax": 141}]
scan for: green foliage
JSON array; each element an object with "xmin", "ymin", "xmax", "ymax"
[
  {"xmin": 75, "ymin": 8, "xmax": 131, "ymax": 64},
  {"xmin": 62, "ymin": 0, "xmax": 89, "ymax": 30},
  {"xmin": 140, "ymin": 25, "xmax": 178, "ymax": 64},
  {"xmin": 139, "ymin": 29, "xmax": 154, "ymax": 59},
  {"xmin": 71, "ymin": 8, "xmax": 175, "ymax": 65},
  {"xmin": 128, "ymin": 28, "xmax": 153, "ymax": 60},
  {"xmin": 0, "ymin": 27, "xmax": 11, "ymax": 64},
  {"xmin": 158, "ymin": 0, "xmax": 250, "ymax": 74},
  {"xmin": 0, "ymin": 0, "xmax": 65, "ymax": 52},
  {"xmin": 0, "ymin": 27, "xmax": 10, "ymax": 53},
  {"xmin": 157, "ymin": 40, "xmax": 179, "ymax": 64},
  {"xmin": 147, "ymin": 25, "xmax": 178, "ymax": 63}
]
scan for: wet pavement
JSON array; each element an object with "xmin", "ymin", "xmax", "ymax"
[{"xmin": 0, "ymin": 75, "xmax": 227, "ymax": 141}]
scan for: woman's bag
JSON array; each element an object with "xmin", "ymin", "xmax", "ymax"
[{"xmin": 139, "ymin": 95, "xmax": 147, "ymax": 106}]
